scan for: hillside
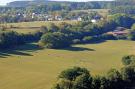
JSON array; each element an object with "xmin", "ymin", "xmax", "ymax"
[
  {"xmin": 6, "ymin": 0, "xmax": 114, "ymax": 8},
  {"xmin": 0, "ymin": 40, "xmax": 134, "ymax": 89}
]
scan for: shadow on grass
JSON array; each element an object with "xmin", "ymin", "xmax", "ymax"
[
  {"xmin": 91, "ymin": 40, "xmax": 106, "ymax": 44},
  {"xmin": 85, "ymin": 40, "xmax": 107, "ymax": 44},
  {"xmin": 0, "ymin": 43, "xmax": 42, "ymax": 58},
  {"xmin": 62, "ymin": 46, "xmax": 95, "ymax": 51}
]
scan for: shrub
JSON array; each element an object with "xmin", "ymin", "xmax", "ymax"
[
  {"xmin": 39, "ymin": 32, "xmax": 71, "ymax": 49},
  {"xmin": 122, "ymin": 55, "xmax": 135, "ymax": 65},
  {"xmin": 82, "ymin": 36, "xmax": 94, "ymax": 43},
  {"xmin": 72, "ymin": 39, "xmax": 81, "ymax": 44}
]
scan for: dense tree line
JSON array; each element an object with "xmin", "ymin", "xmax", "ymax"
[
  {"xmin": 1, "ymin": 0, "xmax": 135, "ymax": 23},
  {"xmin": 53, "ymin": 55, "xmax": 135, "ymax": 89},
  {"xmin": 0, "ymin": 30, "xmax": 42, "ymax": 49},
  {"xmin": 109, "ymin": 0, "xmax": 135, "ymax": 15},
  {"xmin": 110, "ymin": 6, "xmax": 135, "ymax": 15},
  {"xmin": 0, "ymin": 13, "xmax": 135, "ymax": 49},
  {"xmin": 38, "ymin": 14, "xmax": 135, "ymax": 49},
  {"xmin": 39, "ymin": 32, "xmax": 71, "ymax": 49},
  {"xmin": 0, "ymin": 1, "xmax": 114, "ymax": 15},
  {"xmin": 7, "ymin": 1, "xmax": 114, "ymax": 9},
  {"xmin": 108, "ymin": 14, "xmax": 135, "ymax": 28},
  {"xmin": 128, "ymin": 24, "xmax": 135, "ymax": 40},
  {"xmin": 6, "ymin": 0, "xmax": 135, "ymax": 14}
]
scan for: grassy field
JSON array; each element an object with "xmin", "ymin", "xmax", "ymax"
[
  {"xmin": 5, "ymin": 21, "xmax": 78, "ymax": 28},
  {"xmin": 72, "ymin": 9, "xmax": 109, "ymax": 17},
  {"xmin": 0, "ymin": 40, "xmax": 135, "ymax": 89},
  {"xmin": 1, "ymin": 21, "xmax": 78, "ymax": 33}
]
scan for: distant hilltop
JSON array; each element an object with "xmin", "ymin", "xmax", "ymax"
[
  {"xmin": 7, "ymin": 0, "xmax": 50, "ymax": 7},
  {"xmin": 6, "ymin": 0, "xmax": 113, "ymax": 7}
]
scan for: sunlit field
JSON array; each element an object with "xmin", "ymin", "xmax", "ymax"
[
  {"xmin": 1, "ymin": 21, "xmax": 78, "ymax": 33},
  {"xmin": 6, "ymin": 21, "xmax": 78, "ymax": 27},
  {"xmin": 0, "ymin": 40, "xmax": 134, "ymax": 89}
]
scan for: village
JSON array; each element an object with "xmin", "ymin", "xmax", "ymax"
[{"xmin": 8, "ymin": 11, "xmax": 103, "ymax": 23}]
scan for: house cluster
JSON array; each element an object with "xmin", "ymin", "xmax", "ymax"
[
  {"xmin": 91, "ymin": 15, "xmax": 103, "ymax": 23},
  {"xmin": 10, "ymin": 12, "xmax": 103, "ymax": 22},
  {"xmin": 15, "ymin": 13, "xmax": 84, "ymax": 21},
  {"xmin": 107, "ymin": 27, "xmax": 129, "ymax": 36},
  {"xmin": 16, "ymin": 13, "xmax": 63, "ymax": 21}
]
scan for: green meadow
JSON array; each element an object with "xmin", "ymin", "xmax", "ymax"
[
  {"xmin": 0, "ymin": 40, "xmax": 134, "ymax": 89},
  {"xmin": 1, "ymin": 21, "xmax": 78, "ymax": 33}
]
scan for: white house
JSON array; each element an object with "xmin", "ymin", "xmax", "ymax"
[
  {"xmin": 77, "ymin": 17, "xmax": 82, "ymax": 21},
  {"xmin": 91, "ymin": 19, "xmax": 97, "ymax": 23}
]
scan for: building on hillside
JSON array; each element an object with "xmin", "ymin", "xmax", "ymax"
[
  {"xmin": 91, "ymin": 15, "xmax": 102, "ymax": 23},
  {"xmin": 77, "ymin": 17, "xmax": 82, "ymax": 21},
  {"xmin": 91, "ymin": 19, "xmax": 97, "ymax": 23},
  {"xmin": 55, "ymin": 16, "xmax": 63, "ymax": 21},
  {"xmin": 107, "ymin": 27, "xmax": 129, "ymax": 36}
]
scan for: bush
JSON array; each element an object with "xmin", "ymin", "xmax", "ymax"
[
  {"xmin": 0, "ymin": 31, "xmax": 25, "ymax": 49},
  {"xmin": 122, "ymin": 55, "xmax": 135, "ymax": 65},
  {"xmin": 59, "ymin": 67, "xmax": 90, "ymax": 81},
  {"xmin": 127, "ymin": 30, "xmax": 135, "ymax": 40},
  {"xmin": 101, "ymin": 33, "xmax": 116, "ymax": 40},
  {"xmin": 82, "ymin": 36, "xmax": 94, "ymax": 43},
  {"xmin": 53, "ymin": 67, "xmax": 92, "ymax": 89},
  {"xmin": 106, "ymin": 69, "xmax": 123, "ymax": 89},
  {"xmin": 72, "ymin": 39, "xmax": 81, "ymax": 44},
  {"xmin": 73, "ymin": 74, "xmax": 92, "ymax": 89},
  {"xmin": 53, "ymin": 55, "xmax": 135, "ymax": 89},
  {"xmin": 121, "ymin": 65, "xmax": 135, "ymax": 83},
  {"xmin": 39, "ymin": 32, "xmax": 71, "ymax": 49}
]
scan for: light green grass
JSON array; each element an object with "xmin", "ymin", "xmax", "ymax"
[
  {"xmin": 1, "ymin": 21, "xmax": 78, "ymax": 33},
  {"xmin": 6, "ymin": 21, "xmax": 78, "ymax": 28},
  {"xmin": 7, "ymin": 28, "xmax": 41, "ymax": 34},
  {"xmin": 0, "ymin": 40, "xmax": 135, "ymax": 89}
]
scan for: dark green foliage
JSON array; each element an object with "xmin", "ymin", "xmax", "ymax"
[
  {"xmin": 128, "ymin": 25, "xmax": 135, "ymax": 40},
  {"xmin": 82, "ymin": 36, "xmax": 94, "ymax": 43},
  {"xmin": 121, "ymin": 65, "xmax": 135, "ymax": 83},
  {"xmin": 0, "ymin": 31, "xmax": 24, "ymax": 49},
  {"xmin": 53, "ymin": 79, "xmax": 73, "ymax": 89},
  {"xmin": 41, "ymin": 23, "xmax": 59, "ymax": 33},
  {"xmin": 128, "ymin": 34, "xmax": 135, "ymax": 40},
  {"xmin": 110, "ymin": 0, "xmax": 135, "ymax": 15},
  {"xmin": 0, "ymin": 31, "xmax": 42, "ymax": 49},
  {"xmin": 73, "ymin": 74, "xmax": 92, "ymax": 89},
  {"xmin": 7, "ymin": 1, "xmax": 114, "ymax": 9},
  {"xmin": 101, "ymin": 34, "xmax": 116, "ymax": 40},
  {"xmin": 41, "ymin": 26, "xmax": 48, "ymax": 33},
  {"xmin": 37, "ymin": 14, "xmax": 135, "ymax": 49},
  {"xmin": 122, "ymin": 55, "xmax": 135, "ymax": 65},
  {"xmin": 53, "ymin": 55, "xmax": 135, "ymax": 89},
  {"xmin": 59, "ymin": 67, "xmax": 90, "ymax": 81},
  {"xmin": 47, "ymin": 23, "xmax": 59, "ymax": 32},
  {"xmin": 92, "ymin": 76, "xmax": 101, "ymax": 89},
  {"xmin": 106, "ymin": 69, "xmax": 123, "ymax": 89},
  {"xmin": 53, "ymin": 67, "xmax": 92, "ymax": 89},
  {"xmin": 39, "ymin": 32, "xmax": 71, "ymax": 49},
  {"xmin": 109, "ymin": 14, "xmax": 135, "ymax": 28},
  {"xmin": 110, "ymin": 6, "xmax": 135, "ymax": 15},
  {"xmin": 116, "ymin": 35, "xmax": 127, "ymax": 40},
  {"xmin": 100, "ymin": 77, "xmax": 110, "ymax": 89}
]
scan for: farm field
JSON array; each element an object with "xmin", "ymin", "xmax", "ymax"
[
  {"xmin": 1, "ymin": 21, "xmax": 78, "ymax": 33},
  {"xmin": 72, "ymin": 9, "xmax": 109, "ymax": 17},
  {"xmin": 0, "ymin": 40, "xmax": 135, "ymax": 89},
  {"xmin": 5, "ymin": 21, "xmax": 78, "ymax": 27}
]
